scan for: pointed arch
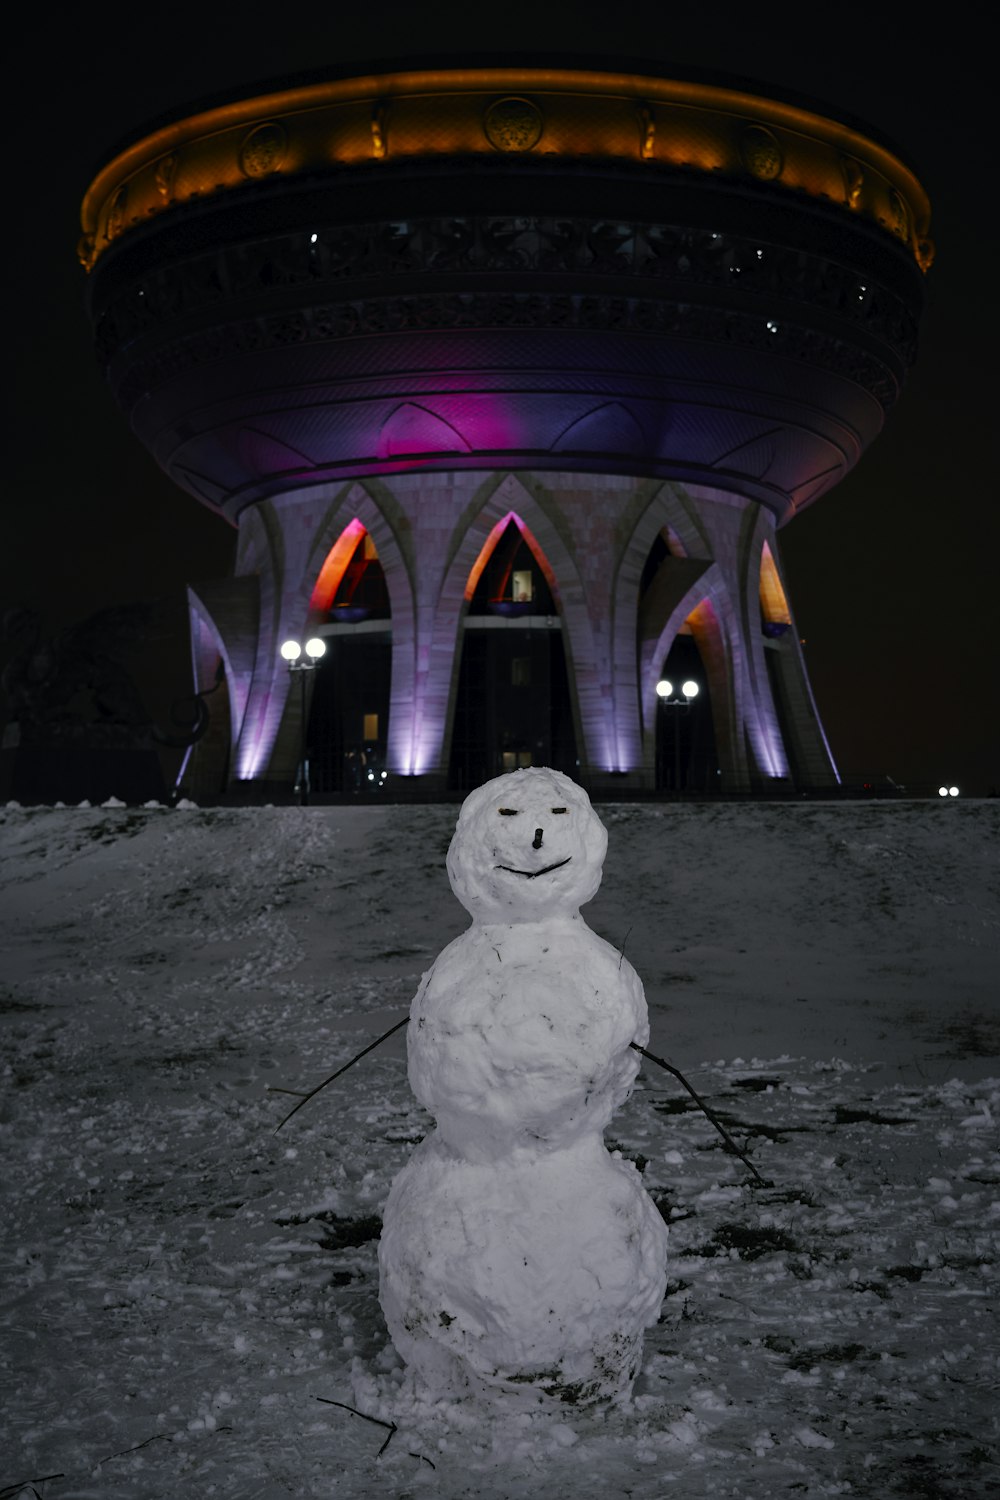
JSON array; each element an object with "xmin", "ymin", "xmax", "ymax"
[
  {"xmin": 418, "ymin": 474, "xmax": 610, "ymax": 778},
  {"xmin": 378, "ymin": 403, "xmax": 471, "ymax": 458},
  {"xmin": 227, "ymin": 482, "xmax": 416, "ymax": 788},
  {"xmin": 612, "ymin": 481, "xmax": 715, "ymax": 775},
  {"xmin": 302, "ymin": 484, "xmax": 412, "ymax": 628},
  {"xmin": 552, "ymin": 401, "xmax": 646, "ymax": 454},
  {"xmin": 300, "ymin": 482, "xmax": 416, "ymax": 776},
  {"xmin": 308, "ymin": 518, "xmax": 369, "ymax": 617},
  {"xmin": 641, "ymin": 573, "xmax": 724, "ymax": 746},
  {"xmin": 462, "ymin": 510, "xmax": 560, "ymax": 607}
]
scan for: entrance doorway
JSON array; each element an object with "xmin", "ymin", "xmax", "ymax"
[{"xmin": 448, "ymin": 518, "xmax": 577, "ymax": 789}]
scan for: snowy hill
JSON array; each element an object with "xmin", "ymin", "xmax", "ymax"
[{"xmin": 1, "ymin": 799, "xmax": 998, "ymax": 1498}]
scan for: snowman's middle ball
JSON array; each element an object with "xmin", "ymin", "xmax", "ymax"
[{"xmin": 407, "ymin": 919, "xmax": 647, "ymax": 1155}]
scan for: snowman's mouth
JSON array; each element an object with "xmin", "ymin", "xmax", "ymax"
[{"xmin": 495, "ymin": 856, "xmax": 572, "ymax": 879}]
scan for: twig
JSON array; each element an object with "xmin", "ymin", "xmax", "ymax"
[
  {"xmin": 618, "ymin": 926, "xmax": 633, "ymax": 971},
  {"xmin": 0, "ymin": 1479, "xmax": 64, "ymax": 1499},
  {"xmin": 272, "ymin": 1016, "xmax": 409, "ymax": 1132},
  {"xmin": 315, "ymin": 1397, "xmax": 398, "ymax": 1455},
  {"xmin": 98, "ymin": 1434, "xmax": 169, "ymax": 1464},
  {"xmin": 630, "ymin": 1042, "xmax": 769, "ymax": 1186}
]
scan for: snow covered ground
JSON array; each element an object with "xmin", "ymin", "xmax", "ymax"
[{"xmin": 1, "ymin": 796, "xmax": 998, "ymax": 1499}]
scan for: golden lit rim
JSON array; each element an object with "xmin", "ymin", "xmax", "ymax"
[{"xmin": 79, "ymin": 67, "xmax": 933, "ymax": 273}]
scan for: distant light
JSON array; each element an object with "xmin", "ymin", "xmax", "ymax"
[
  {"xmin": 304, "ymin": 637, "xmax": 327, "ymax": 660},
  {"xmin": 766, "ymin": 319, "xmax": 780, "ymax": 333},
  {"xmin": 368, "ymin": 771, "xmax": 375, "ymax": 781},
  {"xmin": 310, "ymin": 232, "xmax": 318, "ymax": 243},
  {"xmin": 938, "ymin": 786, "xmax": 948, "ymax": 797},
  {"xmin": 280, "ymin": 640, "xmax": 302, "ymax": 661},
  {"xmin": 682, "ymin": 680, "xmax": 699, "ymax": 699},
  {"xmin": 949, "ymin": 785, "xmax": 959, "ymax": 797},
  {"xmin": 656, "ymin": 679, "xmax": 672, "ymax": 698}
]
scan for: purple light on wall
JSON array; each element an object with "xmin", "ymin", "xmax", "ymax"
[
  {"xmin": 750, "ymin": 714, "xmax": 790, "ymax": 781},
  {"xmin": 236, "ymin": 741, "xmax": 266, "ymax": 782},
  {"xmin": 235, "ymin": 681, "xmax": 283, "ymax": 783},
  {"xmin": 408, "ymin": 737, "xmax": 435, "ymax": 778}
]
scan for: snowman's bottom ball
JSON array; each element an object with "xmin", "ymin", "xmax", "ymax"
[{"xmin": 378, "ymin": 1132, "xmax": 668, "ymax": 1406}]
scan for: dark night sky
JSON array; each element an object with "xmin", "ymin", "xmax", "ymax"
[{"xmin": 6, "ymin": 1, "xmax": 997, "ymax": 795}]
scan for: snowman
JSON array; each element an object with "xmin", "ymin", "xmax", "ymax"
[{"xmin": 378, "ymin": 766, "xmax": 668, "ymax": 1406}]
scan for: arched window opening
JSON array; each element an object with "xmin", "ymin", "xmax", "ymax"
[
  {"xmin": 449, "ymin": 513, "xmax": 575, "ymax": 789},
  {"xmin": 654, "ymin": 619, "xmax": 719, "ymax": 794},
  {"xmin": 305, "ymin": 520, "xmax": 391, "ymax": 795},
  {"xmin": 311, "ymin": 522, "xmax": 391, "ymax": 624},
  {"xmin": 466, "ymin": 516, "xmax": 557, "ymax": 616}
]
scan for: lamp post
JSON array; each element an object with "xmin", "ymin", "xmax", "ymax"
[
  {"xmin": 280, "ymin": 636, "xmax": 327, "ymax": 805},
  {"xmin": 655, "ymin": 677, "xmax": 700, "ymax": 792}
]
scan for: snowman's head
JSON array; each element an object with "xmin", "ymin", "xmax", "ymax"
[{"xmin": 446, "ymin": 767, "xmax": 608, "ymax": 922}]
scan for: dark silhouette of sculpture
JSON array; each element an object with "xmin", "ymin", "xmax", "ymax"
[{"xmin": 1, "ymin": 605, "xmax": 213, "ymax": 803}]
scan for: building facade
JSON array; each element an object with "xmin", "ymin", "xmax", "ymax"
[{"xmin": 80, "ymin": 60, "xmax": 932, "ymax": 797}]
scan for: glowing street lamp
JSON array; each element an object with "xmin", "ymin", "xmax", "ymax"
[
  {"xmin": 656, "ymin": 678, "xmax": 700, "ymax": 792},
  {"xmin": 281, "ymin": 637, "xmax": 327, "ymax": 804}
]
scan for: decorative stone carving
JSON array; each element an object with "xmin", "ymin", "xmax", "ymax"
[
  {"xmin": 484, "ymin": 97, "xmax": 543, "ymax": 152},
  {"xmin": 887, "ymin": 190, "xmax": 910, "ymax": 241},
  {"xmin": 239, "ymin": 122, "xmax": 287, "ymax": 178},
  {"xmin": 105, "ymin": 185, "xmax": 128, "ymax": 241},
  {"xmin": 371, "ymin": 103, "xmax": 387, "ymax": 159},
  {"xmin": 154, "ymin": 153, "xmax": 177, "ymax": 201},
  {"xmin": 916, "ymin": 238, "xmax": 936, "ymax": 273},
  {"xmin": 76, "ymin": 233, "xmax": 95, "ymax": 270},
  {"xmin": 841, "ymin": 156, "xmax": 865, "ymax": 209},
  {"xmin": 639, "ymin": 105, "xmax": 656, "ymax": 160},
  {"xmin": 78, "ymin": 67, "xmax": 932, "ymax": 286},
  {"xmin": 741, "ymin": 126, "xmax": 783, "ymax": 181}
]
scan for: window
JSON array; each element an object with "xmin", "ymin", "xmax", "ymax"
[{"xmin": 512, "ymin": 569, "xmax": 533, "ymax": 603}]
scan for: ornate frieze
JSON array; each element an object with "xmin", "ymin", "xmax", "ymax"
[
  {"xmin": 94, "ymin": 213, "xmax": 918, "ymax": 393},
  {"xmin": 78, "ymin": 66, "xmax": 933, "ymax": 274},
  {"xmin": 110, "ymin": 283, "xmax": 901, "ymax": 415}
]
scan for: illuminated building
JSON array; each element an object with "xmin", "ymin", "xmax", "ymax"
[{"xmin": 79, "ymin": 59, "xmax": 932, "ymax": 796}]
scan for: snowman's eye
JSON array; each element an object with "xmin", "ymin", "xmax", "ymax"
[
  {"xmin": 498, "ymin": 807, "xmax": 519, "ymax": 816},
  {"xmin": 551, "ymin": 807, "xmax": 567, "ymax": 814}
]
